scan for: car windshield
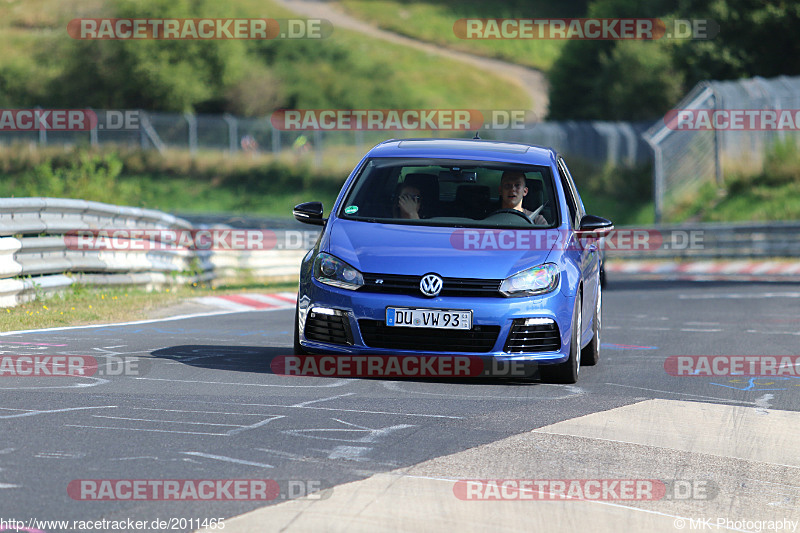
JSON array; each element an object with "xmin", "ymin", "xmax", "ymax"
[{"xmin": 338, "ymin": 157, "xmax": 559, "ymax": 228}]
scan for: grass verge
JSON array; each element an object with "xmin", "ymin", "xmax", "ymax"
[{"xmin": 1, "ymin": 279, "xmax": 299, "ymax": 332}]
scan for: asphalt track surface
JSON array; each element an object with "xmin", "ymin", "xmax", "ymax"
[{"xmin": 0, "ymin": 278, "xmax": 798, "ymax": 532}]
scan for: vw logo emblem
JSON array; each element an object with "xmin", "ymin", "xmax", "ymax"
[{"xmin": 419, "ymin": 273, "xmax": 443, "ymax": 297}]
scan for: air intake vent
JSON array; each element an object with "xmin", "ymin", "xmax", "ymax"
[
  {"xmin": 504, "ymin": 318, "xmax": 561, "ymax": 353},
  {"xmin": 304, "ymin": 309, "xmax": 353, "ymax": 346}
]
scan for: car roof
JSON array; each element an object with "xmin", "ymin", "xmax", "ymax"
[{"xmin": 365, "ymin": 138, "xmax": 559, "ymax": 166}]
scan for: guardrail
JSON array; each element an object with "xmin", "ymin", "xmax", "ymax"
[
  {"xmin": 604, "ymin": 221, "xmax": 800, "ymax": 260},
  {"xmin": 0, "ymin": 198, "xmax": 312, "ymax": 308},
  {"xmin": 2, "ymin": 198, "xmax": 797, "ymax": 308}
]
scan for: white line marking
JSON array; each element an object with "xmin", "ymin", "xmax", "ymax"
[
  {"xmin": 0, "ymin": 406, "xmax": 116, "ymax": 420},
  {"xmin": 679, "ymin": 328, "xmax": 723, "ymax": 332},
  {"xmin": 64, "ymin": 424, "xmax": 227, "ymax": 436},
  {"xmin": 34, "ymin": 451, "xmax": 86, "ymax": 459},
  {"xmin": 328, "ymin": 446, "xmax": 371, "ymax": 460},
  {"xmin": 381, "ymin": 380, "xmax": 582, "ymax": 400},
  {"xmin": 253, "ymin": 448, "xmax": 334, "ymax": 465},
  {"xmin": 291, "ymin": 392, "xmax": 356, "ymax": 407},
  {"xmin": 91, "ymin": 346, "xmax": 151, "ymax": 357},
  {"xmin": 227, "ymin": 415, "xmax": 285, "ymax": 437},
  {"xmin": 129, "ymin": 407, "xmax": 278, "ymax": 417},
  {"xmin": 90, "ymin": 415, "xmax": 244, "ymax": 427},
  {"xmin": 745, "ymin": 330, "xmax": 800, "ymax": 336},
  {"xmin": 680, "ymin": 292, "xmax": 800, "ymax": 300},
  {"xmin": 192, "ymin": 399, "xmax": 464, "ymax": 419},
  {"xmin": 284, "ymin": 420, "xmax": 414, "ymax": 443},
  {"xmin": 604, "ymin": 383, "xmax": 766, "ymax": 406},
  {"xmin": 181, "ymin": 452, "xmax": 273, "ymax": 468},
  {"xmin": 134, "ymin": 377, "xmax": 350, "ymax": 388},
  {"xmin": 0, "ymin": 376, "xmax": 110, "ymax": 390},
  {"xmin": 0, "ymin": 483, "xmax": 20, "ymax": 489},
  {"xmin": 755, "ymin": 394, "xmax": 774, "ymax": 412},
  {"xmin": 0, "ymin": 307, "xmax": 293, "ymax": 336}
]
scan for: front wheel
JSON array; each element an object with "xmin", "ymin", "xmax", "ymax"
[{"xmin": 541, "ymin": 294, "xmax": 581, "ymax": 384}]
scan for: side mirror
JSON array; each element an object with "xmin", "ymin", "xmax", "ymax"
[
  {"xmin": 578, "ymin": 214, "xmax": 613, "ymax": 234},
  {"xmin": 293, "ymin": 201, "xmax": 326, "ymax": 226}
]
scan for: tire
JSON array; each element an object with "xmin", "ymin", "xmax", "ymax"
[
  {"xmin": 541, "ymin": 294, "xmax": 581, "ymax": 384},
  {"xmin": 581, "ymin": 284, "xmax": 601, "ymax": 367},
  {"xmin": 293, "ymin": 305, "xmax": 308, "ymax": 355}
]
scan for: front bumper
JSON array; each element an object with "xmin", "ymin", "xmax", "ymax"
[{"xmin": 297, "ymin": 277, "xmax": 574, "ymax": 364}]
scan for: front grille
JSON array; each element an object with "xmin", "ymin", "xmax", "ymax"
[
  {"xmin": 358, "ymin": 320, "xmax": 500, "ymax": 352},
  {"xmin": 304, "ymin": 310, "xmax": 353, "ymax": 345},
  {"xmin": 361, "ymin": 273, "xmax": 501, "ymax": 297},
  {"xmin": 504, "ymin": 319, "xmax": 561, "ymax": 353}
]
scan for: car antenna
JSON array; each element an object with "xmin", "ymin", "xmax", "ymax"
[{"xmin": 473, "ymin": 131, "xmax": 481, "ymax": 139}]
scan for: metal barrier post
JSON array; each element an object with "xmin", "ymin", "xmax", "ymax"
[
  {"xmin": 185, "ymin": 113, "xmax": 198, "ymax": 156},
  {"xmin": 223, "ymin": 114, "xmax": 238, "ymax": 154}
]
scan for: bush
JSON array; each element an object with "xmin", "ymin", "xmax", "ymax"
[
  {"xmin": 0, "ymin": 145, "xmax": 348, "ymax": 213},
  {"xmin": 7, "ymin": 152, "xmax": 124, "ymax": 202},
  {"xmin": 547, "ymin": 0, "xmax": 683, "ymax": 120}
]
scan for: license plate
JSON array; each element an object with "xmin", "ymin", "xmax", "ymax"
[{"xmin": 386, "ymin": 308, "xmax": 472, "ymax": 330}]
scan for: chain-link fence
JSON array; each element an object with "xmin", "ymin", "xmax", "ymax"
[
  {"xmin": 644, "ymin": 75, "xmax": 800, "ymax": 222},
  {"xmin": 0, "ymin": 109, "xmax": 653, "ymax": 170}
]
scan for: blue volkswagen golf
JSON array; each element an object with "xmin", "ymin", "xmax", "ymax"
[{"xmin": 292, "ymin": 138, "xmax": 612, "ymax": 383}]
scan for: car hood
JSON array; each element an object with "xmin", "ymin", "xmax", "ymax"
[{"xmin": 325, "ymin": 219, "xmax": 557, "ymax": 279}]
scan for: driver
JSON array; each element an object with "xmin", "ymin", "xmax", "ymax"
[{"xmin": 499, "ymin": 171, "xmax": 547, "ymax": 224}]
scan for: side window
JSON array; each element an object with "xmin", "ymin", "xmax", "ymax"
[{"xmin": 557, "ymin": 159, "xmax": 579, "ymax": 227}]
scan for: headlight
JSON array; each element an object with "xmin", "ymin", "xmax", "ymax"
[
  {"xmin": 313, "ymin": 252, "xmax": 364, "ymax": 291},
  {"xmin": 499, "ymin": 263, "xmax": 560, "ymax": 297}
]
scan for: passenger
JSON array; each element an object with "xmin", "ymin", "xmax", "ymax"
[
  {"xmin": 393, "ymin": 184, "xmax": 423, "ymax": 219},
  {"xmin": 499, "ymin": 170, "xmax": 547, "ymax": 224}
]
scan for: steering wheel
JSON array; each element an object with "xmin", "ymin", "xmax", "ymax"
[{"xmin": 487, "ymin": 208, "xmax": 534, "ymax": 224}]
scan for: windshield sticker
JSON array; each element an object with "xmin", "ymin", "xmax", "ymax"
[{"xmin": 344, "ymin": 205, "xmax": 359, "ymax": 214}]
